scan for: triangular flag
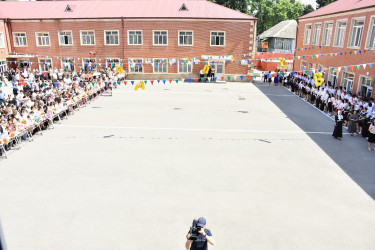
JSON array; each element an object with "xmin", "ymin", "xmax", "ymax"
[
  {"xmin": 369, "ymin": 63, "xmax": 373, "ymax": 68},
  {"xmin": 163, "ymin": 80, "xmax": 166, "ymax": 84},
  {"xmin": 247, "ymin": 75, "xmax": 250, "ymax": 79},
  {"xmin": 221, "ymin": 76, "xmax": 224, "ymax": 80},
  {"xmin": 227, "ymin": 76, "xmax": 231, "ymax": 80},
  {"xmin": 169, "ymin": 79, "xmax": 172, "ymax": 83},
  {"xmin": 363, "ymin": 64, "xmax": 366, "ymax": 69},
  {"xmin": 240, "ymin": 75, "xmax": 243, "ymax": 80},
  {"xmin": 337, "ymin": 67, "xmax": 341, "ymax": 72},
  {"xmin": 151, "ymin": 80, "xmax": 154, "ymax": 85},
  {"xmin": 131, "ymin": 81, "xmax": 134, "ymax": 85},
  {"xmin": 356, "ymin": 65, "xmax": 360, "ymax": 70}
]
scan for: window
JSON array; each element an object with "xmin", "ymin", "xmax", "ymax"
[
  {"xmin": 0, "ymin": 32, "xmax": 4, "ymax": 48},
  {"xmin": 129, "ymin": 58, "xmax": 143, "ymax": 73},
  {"xmin": 83, "ymin": 58, "xmax": 97, "ymax": 72},
  {"xmin": 105, "ymin": 30, "xmax": 119, "ymax": 45},
  {"xmin": 328, "ymin": 70, "xmax": 337, "ymax": 88},
  {"xmin": 0, "ymin": 61, "xmax": 7, "ymax": 73},
  {"xmin": 303, "ymin": 25, "xmax": 312, "ymax": 45},
  {"xmin": 274, "ymin": 38, "xmax": 292, "ymax": 51},
  {"xmin": 308, "ymin": 63, "xmax": 315, "ymax": 77},
  {"xmin": 80, "ymin": 31, "xmax": 95, "ymax": 45},
  {"xmin": 366, "ymin": 17, "xmax": 375, "ymax": 49},
  {"xmin": 59, "ymin": 31, "xmax": 73, "ymax": 45},
  {"xmin": 211, "ymin": 31, "xmax": 225, "ymax": 46},
  {"xmin": 38, "ymin": 58, "xmax": 52, "ymax": 72},
  {"xmin": 322, "ymin": 22, "xmax": 333, "ymax": 46},
  {"xmin": 35, "ymin": 32, "xmax": 50, "ymax": 46},
  {"xmin": 341, "ymin": 72, "xmax": 355, "ymax": 92},
  {"xmin": 13, "ymin": 33, "xmax": 27, "ymax": 47},
  {"xmin": 312, "ymin": 24, "xmax": 321, "ymax": 45},
  {"xmin": 178, "ymin": 60, "xmax": 192, "ymax": 73},
  {"xmin": 153, "ymin": 31, "xmax": 167, "ymax": 45},
  {"xmin": 349, "ymin": 18, "xmax": 364, "ymax": 48},
  {"xmin": 359, "ymin": 76, "xmax": 374, "ymax": 98},
  {"xmin": 301, "ymin": 61, "xmax": 307, "ymax": 71},
  {"xmin": 334, "ymin": 21, "xmax": 347, "ymax": 47},
  {"xmin": 319, "ymin": 64, "xmax": 327, "ymax": 82},
  {"xmin": 154, "ymin": 59, "xmax": 167, "ymax": 73},
  {"xmin": 62, "ymin": 58, "xmax": 75, "ymax": 72},
  {"xmin": 179, "ymin": 31, "xmax": 193, "ymax": 46},
  {"xmin": 128, "ymin": 31, "xmax": 142, "ymax": 45}
]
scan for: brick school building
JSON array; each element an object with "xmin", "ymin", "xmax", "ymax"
[
  {"xmin": 295, "ymin": 0, "xmax": 375, "ymax": 98},
  {"xmin": 0, "ymin": 0, "xmax": 256, "ymax": 81}
]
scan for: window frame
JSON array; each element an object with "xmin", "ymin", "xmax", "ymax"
[
  {"xmin": 341, "ymin": 71, "xmax": 355, "ymax": 92},
  {"xmin": 13, "ymin": 32, "xmax": 28, "ymax": 47},
  {"xmin": 333, "ymin": 19, "xmax": 348, "ymax": 48},
  {"xmin": 80, "ymin": 30, "xmax": 96, "ymax": 46},
  {"xmin": 365, "ymin": 15, "xmax": 375, "ymax": 50},
  {"xmin": 178, "ymin": 30, "xmax": 194, "ymax": 46},
  {"xmin": 312, "ymin": 23, "xmax": 322, "ymax": 46},
  {"xmin": 0, "ymin": 32, "xmax": 4, "ymax": 48},
  {"xmin": 300, "ymin": 61, "xmax": 307, "ymax": 71},
  {"xmin": 153, "ymin": 30, "xmax": 168, "ymax": 46},
  {"xmin": 178, "ymin": 60, "xmax": 193, "ymax": 73},
  {"xmin": 303, "ymin": 24, "xmax": 312, "ymax": 45},
  {"xmin": 358, "ymin": 75, "xmax": 374, "ymax": 97},
  {"xmin": 128, "ymin": 58, "xmax": 144, "ymax": 73},
  {"xmin": 104, "ymin": 30, "xmax": 120, "ymax": 46},
  {"xmin": 58, "ymin": 30, "xmax": 73, "ymax": 46},
  {"xmin": 128, "ymin": 30, "xmax": 143, "ymax": 46},
  {"xmin": 35, "ymin": 32, "xmax": 51, "ymax": 47},
  {"xmin": 322, "ymin": 21, "xmax": 334, "ymax": 46},
  {"xmin": 106, "ymin": 58, "xmax": 121, "ymax": 68},
  {"xmin": 38, "ymin": 58, "xmax": 52, "ymax": 72},
  {"xmin": 348, "ymin": 17, "xmax": 366, "ymax": 49},
  {"xmin": 153, "ymin": 58, "xmax": 168, "ymax": 73},
  {"xmin": 210, "ymin": 31, "xmax": 225, "ymax": 47}
]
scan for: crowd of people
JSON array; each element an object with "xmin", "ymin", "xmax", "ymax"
[
  {"xmin": 266, "ymin": 71, "xmax": 375, "ymax": 151},
  {"xmin": 0, "ymin": 66, "xmax": 121, "ymax": 158}
]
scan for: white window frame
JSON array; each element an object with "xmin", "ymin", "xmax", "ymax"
[
  {"xmin": 61, "ymin": 58, "xmax": 75, "ymax": 72},
  {"xmin": 365, "ymin": 15, "xmax": 375, "ymax": 50},
  {"xmin": 210, "ymin": 31, "xmax": 225, "ymax": 47},
  {"xmin": 333, "ymin": 19, "xmax": 347, "ymax": 48},
  {"xmin": 104, "ymin": 30, "xmax": 120, "ymax": 46},
  {"xmin": 178, "ymin": 60, "xmax": 193, "ymax": 73},
  {"xmin": 300, "ymin": 61, "xmax": 307, "ymax": 71},
  {"xmin": 35, "ymin": 32, "xmax": 50, "ymax": 47},
  {"xmin": 0, "ymin": 32, "xmax": 5, "ymax": 48},
  {"xmin": 303, "ymin": 24, "xmax": 312, "ymax": 45},
  {"xmin": 312, "ymin": 23, "xmax": 322, "ymax": 45},
  {"xmin": 178, "ymin": 30, "xmax": 193, "ymax": 46},
  {"xmin": 153, "ymin": 30, "xmax": 168, "ymax": 46},
  {"xmin": 58, "ymin": 30, "xmax": 73, "ymax": 46},
  {"xmin": 341, "ymin": 71, "xmax": 355, "ymax": 92},
  {"xmin": 13, "ymin": 32, "xmax": 28, "ymax": 47},
  {"xmin": 38, "ymin": 58, "xmax": 52, "ymax": 72},
  {"xmin": 348, "ymin": 17, "xmax": 365, "ymax": 49},
  {"xmin": 0, "ymin": 60, "xmax": 7, "ymax": 73},
  {"xmin": 322, "ymin": 21, "xmax": 333, "ymax": 46},
  {"xmin": 358, "ymin": 75, "xmax": 374, "ymax": 97},
  {"xmin": 153, "ymin": 58, "xmax": 168, "ymax": 73},
  {"xmin": 80, "ymin": 30, "xmax": 96, "ymax": 46},
  {"xmin": 128, "ymin": 30, "xmax": 143, "ymax": 45},
  {"xmin": 128, "ymin": 58, "xmax": 144, "ymax": 73}
]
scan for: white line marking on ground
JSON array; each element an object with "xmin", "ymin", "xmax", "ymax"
[{"xmin": 55, "ymin": 124, "xmax": 335, "ymax": 134}]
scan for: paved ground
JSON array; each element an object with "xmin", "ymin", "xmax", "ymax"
[{"xmin": 0, "ymin": 82, "xmax": 375, "ymax": 250}]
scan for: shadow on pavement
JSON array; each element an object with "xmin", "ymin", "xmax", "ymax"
[{"xmin": 254, "ymin": 83, "xmax": 375, "ymax": 200}]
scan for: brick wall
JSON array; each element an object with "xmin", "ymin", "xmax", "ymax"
[
  {"xmin": 295, "ymin": 9, "xmax": 375, "ymax": 97},
  {"xmin": 6, "ymin": 18, "xmax": 255, "ymax": 78}
]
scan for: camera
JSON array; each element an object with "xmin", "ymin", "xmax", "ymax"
[{"xmin": 188, "ymin": 219, "xmax": 202, "ymax": 240}]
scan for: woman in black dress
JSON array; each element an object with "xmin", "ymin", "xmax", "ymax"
[
  {"xmin": 332, "ymin": 110, "xmax": 344, "ymax": 140},
  {"xmin": 368, "ymin": 119, "xmax": 375, "ymax": 151}
]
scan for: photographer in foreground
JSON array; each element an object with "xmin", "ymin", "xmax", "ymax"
[{"xmin": 185, "ymin": 217, "xmax": 215, "ymax": 250}]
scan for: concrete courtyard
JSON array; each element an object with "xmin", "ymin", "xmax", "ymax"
[{"xmin": 0, "ymin": 82, "xmax": 375, "ymax": 249}]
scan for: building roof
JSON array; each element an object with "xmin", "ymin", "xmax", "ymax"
[
  {"xmin": 299, "ymin": 0, "xmax": 375, "ymax": 19},
  {"xmin": 258, "ymin": 20, "xmax": 297, "ymax": 40},
  {"xmin": 0, "ymin": 0, "xmax": 256, "ymax": 20}
]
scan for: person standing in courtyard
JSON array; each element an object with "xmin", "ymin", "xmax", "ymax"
[
  {"xmin": 185, "ymin": 217, "xmax": 215, "ymax": 250},
  {"xmin": 333, "ymin": 110, "xmax": 344, "ymax": 140},
  {"xmin": 348, "ymin": 110, "xmax": 359, "ymax": 136},
  {"xmin": 368, "ymin": 119, "xmax": 375, "ymax": 151}
]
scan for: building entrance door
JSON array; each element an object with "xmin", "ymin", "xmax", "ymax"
[{"xmin": 215, "ymin": 62, "xmax": 224, "ymax": 79}]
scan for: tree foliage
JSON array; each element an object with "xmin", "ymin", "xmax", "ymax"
[
  {"xmin": 316, "ymin": 0, "xmax": 337, "ymax": 9},
  {"xmin": 209, "ymin": 0, "xmax": 250, "ymax": 14}
]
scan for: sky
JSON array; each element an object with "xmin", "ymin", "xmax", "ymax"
[{"xmin": 298, "ymin": 0, "xmax": 317, "ymax": 8}]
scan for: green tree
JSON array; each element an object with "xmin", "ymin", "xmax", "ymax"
[
  {"xmin": 316, "ymin": 0, "xmax": 337, "ymax": 9},
  {"xmin": 303, "ymin": 4, "xmax": 315, "ymax": 15},
  {"xmin": 209, "ymin": 0, "xmax": 250, "ymax": 13}
]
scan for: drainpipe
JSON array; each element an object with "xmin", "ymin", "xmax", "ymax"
[
  {"xmin": 293, "ymin": 18, "xmax": 299, "ymax": 72},
  {"xmin": 4, "ymin": 18, "xmax": 13, "ymax": 58},
  {"xmin": 121, "ymin": 16, "xmax": 125, "ymax": 64}
]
